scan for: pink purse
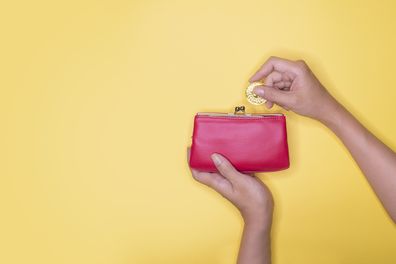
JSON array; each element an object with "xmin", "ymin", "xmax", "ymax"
[{"xmin": 189, "ymin": 106, "xmax": 290, "ymax": 173}]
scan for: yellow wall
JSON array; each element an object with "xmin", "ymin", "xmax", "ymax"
[{"xmin": 1, "ymin": 1, "xmax": 395, "ymax": 263}]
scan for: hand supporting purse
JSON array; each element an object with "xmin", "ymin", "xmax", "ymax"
[{"xmin": 189, "ymin": 106, "xmax": 290, "ymax": 173}]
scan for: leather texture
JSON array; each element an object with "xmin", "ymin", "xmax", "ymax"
[{"xmin": 189, "ymin": 114, "xmax": 290, "ymax": 173}]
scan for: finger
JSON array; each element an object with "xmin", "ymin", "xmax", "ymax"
[
  {"xmin": 191, "ymin": 169, "xmax": 233, "ymax": 197},
  {"xmin": 265, "ymin": 100, "xmax": 274, "ymax": 109},
  {"xmin": 263, "ymin": 72, "xmax": 282, "ymax": 106},
  {"xmin": 253, "ymin": 85, "xmax": 296, "ymax": 109},
  {"xmin": 262, "ymin": 71, "xmax": 292, "ymax": 108},
  {"xmin": 188, "ymin": 148, "xmax": 234, "ymax": 197},
  {"xmin": 273, "ymin": 81, "xmax": 292, "ymax": 89},
  {"xmin": 264, "ymin": 71, "xmax": 282, "ymax": 86},
  {"xmin": 211, "ymin": 153, "xmax": 241, "ymax": 183},
  {"xmin": 250, "ymin": 56, "xmax": 300, "ymax": 82},
  {"xmin": 282, "ymin": 72, "xmax": 293, "ymax": 81},
  {"xmin": 274, "ymin": 81, "xmax": 292, "ymax": 92}
]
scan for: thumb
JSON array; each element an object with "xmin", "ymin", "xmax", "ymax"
[
  {"xmin": 254, "ymin": 85, "xmax": 294, "ymax": 108},
  {"xmin": 211, "ymin": 153, "xmax": 241, "ymax": 183}
]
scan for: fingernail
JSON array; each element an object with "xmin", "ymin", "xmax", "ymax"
[
  {"xmin": 253, "ymin": 87, "xmax": 265, "ymax": 97},
  {"xmin": 211, "ymin": 153, "xmax": 222, "ymax": 166}
]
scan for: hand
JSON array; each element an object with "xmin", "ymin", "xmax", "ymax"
[
  {"xmin": 188, "ymin": 150, "xmax": 273, "ymax": 229},
  {"xmin": 250, "ymin": 56, "xmax": 339, "ymax": 122}
]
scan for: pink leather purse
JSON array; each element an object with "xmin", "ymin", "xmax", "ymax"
[{"xmin": 189, "ymin": 106, "xmax": 290, "ymax": 173}]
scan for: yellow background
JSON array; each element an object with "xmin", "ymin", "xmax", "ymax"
[{"xmin": 1, "ymin": 0, "xmax": 395, "ymax": 263}]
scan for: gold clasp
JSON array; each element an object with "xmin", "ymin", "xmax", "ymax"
[{"xmin": 234, "ymin": 106, "xmax": 246, "ymax": 115}]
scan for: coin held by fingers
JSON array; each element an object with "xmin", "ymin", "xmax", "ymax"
[{"xmin": 246, "ymin": 82, "xmax": 266, "ymax": 105}]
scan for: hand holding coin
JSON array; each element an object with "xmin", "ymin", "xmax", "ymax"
[{"xmin": 246, "ymin": 71, "xmax": 293, "ymax": 108}]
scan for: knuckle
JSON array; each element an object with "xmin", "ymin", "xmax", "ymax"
[
  {"xmin": 213, "ymin": 177, "xmax": 224, "ymax": 189},
  {"xmin": 222, "ymin": 164, "xmax": 234, "ymax": 175},
  {"xmin": 214, "ymin": 179, "xmax": 227, "ymax": 192},
  {"xmin": 267, "ymin": 56, "xmax": 277, "ymax": 64},
  {"xmin": 296, "ymin": 59, "xmax": 307, "ymax": 66},
  {"xmin": 191, "ymin": 171, "xmax": 199, "ymax": 181},
  {"xmin": 295, "ymin": 60, "xmax": 308, "ymax": 72},
  {"xmin": 221, "ymin": 164, "xmax": 238, "ymax": 177}
]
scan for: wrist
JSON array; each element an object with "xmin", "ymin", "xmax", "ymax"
[
  {"xmin": 244, "ymin": 220, "xmax": 272, "ymax": 237},
  {"xmin": 316, "ymin": 96, "xmax": 344, "ymax": 127},
  {"xmin": 242, "ymin": 212, "xmax": 273, "ymax": 233}
]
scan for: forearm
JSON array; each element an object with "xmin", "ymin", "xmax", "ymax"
[
  {"xmin": 237, "ymin": 220, "xmax": 271, "ymax": 264},
  {"xmin": 320, "ymin": 100, "xmax": 396, "ymax": 222}
]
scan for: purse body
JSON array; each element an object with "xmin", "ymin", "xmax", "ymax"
[{"xmin": 189, "ymin": 112, "xmax": 290, "ymax": 173}]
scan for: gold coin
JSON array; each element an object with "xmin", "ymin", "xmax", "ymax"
[{"xmin": 246, "ymin": 82, "xmax": 266, "ymax": 105}]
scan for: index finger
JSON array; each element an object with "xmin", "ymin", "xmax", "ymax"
[{"xmin": 249, "ymin": 56, "xmax": 300, "ymax": 82}]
